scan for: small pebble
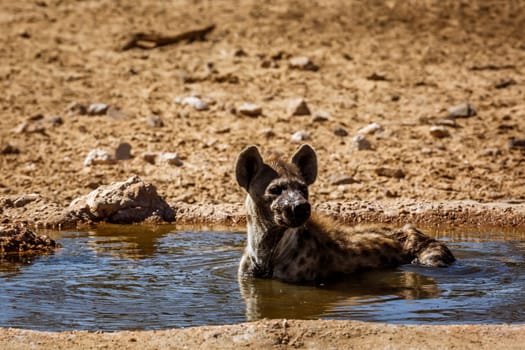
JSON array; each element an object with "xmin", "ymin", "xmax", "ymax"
[
  {"xmin": 146, "ymin": 116, "xmax": 164, "ymax": 128},
  {"xmin": 115, "ymin": 142, "xmax": 132, "ymax": 160},
  {"xmin": 435, "ymin": 119, "xmax": 458, "ymax": 127},
  {"xmin": 508, "ymin": 138, "xmax": 525, "ymax": 150},
  {"xmin": 84, "ymin": 149, "xmax": 116, "ymax": 166},
  {"xmin": 159, "ymin": 152, "xmax": 183, "ymax": 166},
  {"xmin": 289, "ymin": 56, "xmax": 319, "ymax": 71},
  {"xmin": 358, "ymin": 123, "xmax": 384, "ymax": 135},
  {"xmin": 175, "ymin": 96, "xmax": 209, "ymax": 111},
  {"xmin": 46, "ymin": 116, "xmax": 63, "ymax": 127},
  {"xmin": 333, "ymin": 126, "xmax": 348, "ymax": 137},
  {"xmin": 0, "ymin": 143, "xmax": 20, "ymax": 155},
  {"xmin": 215, "ymin": 126, "xmax": 230, "ymax": 134},
  {"xmin": 66, "ymin": 102, "xmax": 87, "ymax": 115},
  {"xmin": 107, "ymin": 106, "xmax": 128, "ymax": 120},
  {"xmin": 352, "ymin": 135, "xmax": 372, "ymax": 150},
  {"xmin": 429, "ymin": 126, "xmax": 451, "ymax": 138},
  {"xmin": 13, "ymin": 194, "xmax": 40, "ymax": 208},
  {"xmin": 287, "ymin": 98, "xmax": 311, "ymax": 116},
  {"xmin": 87, "ymin": 103, "xmax": 109, "ymax": 116},
  {"xmin": 141, "ymin": 152, "xmax": 157, "ymax": 164},
  {"xmin": 479, "ymin": 148, "xmax": 502, "ymax": 157},
  {"xmin": 329, "ymin": 175, "xmax": 357, "ymax": 185},
  {"xmin": 448, "ymin": 103, "xmax": 476, "ymax": 118},
  {"xmin": 312, "ymin": 111, "xmax": 329, "ymax": 122},
  {"xmin": 375, "ymin": 167, "xmax": 405, "ymax": 179},
  {"xmin": 290, "ymin": 130, "xmax": 310, "ymax": 143},
  {"xmin": 260, "ymin": 128, "xmax": 276, "ymax": 138},
  {"xmin": 238, "ymin": 103, "xmax": 262, "ymax": 117}
]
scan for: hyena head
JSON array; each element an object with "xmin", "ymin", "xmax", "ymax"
[{"xmin": 235, "ymin": 144, "xmax": 317, "ymax": 228}]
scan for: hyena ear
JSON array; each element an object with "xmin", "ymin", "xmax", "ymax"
[
  {"xmin": 236, "ymin": 145, "xmax": 264, "ymax": 191},
  {"xmin": 291, "ymin": 144, "xmax": 317, "ymax": 185}
]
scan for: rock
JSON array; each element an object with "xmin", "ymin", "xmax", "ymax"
[
  {"xmin": 375, "ymin": 167, "xmax": 405, "ymax": 179},
  {"xmin": 352, "ymin": 135, "xmax": 372, "ymax": 150},
  {"xmin": 329, "ymin": 175, "xmax": 358, "ymax": 185},
  {"xmin": 67, "ymin": 176, "xmax": 175, "ymax": 224},
  {"xmin": 508, "ymin": 138, "xmax": 525, "ymax": 150},
  {"xmin": 287, "ymin": 98, "xmax": 311, "ymax": 116},
  {"xmin": 290, "ymin": 130, "xmax": 310, "ymax": 143},
  {"xmin": 84, "ymin": 149, "xmax": 116, "ymax": 166},
  {"xmin": 87, "ymin": 103, "xmax": 110, "ymax": 116},
  {"xmin": 0, "ymin": 143, "xmax": 20, "ymax": 155},
  {"xmin": 13, "ymin": 122, "xmax": 46, "ymax": 135},
  {"xmin": 238, "ymin": 103, "xmax": 262, "ymax": 117},
  {"xmin": 46, "ymin": 116, "xmax": 63, "ymax": 127},
  {"xmin": 141, "ymin": 152, "xmax": 157, "ymax": 164},
  {"xmin": 66, "ymin": 102, "xmax": 87, "ymax": 115},
  {"xmin": 312, "ymin": 111, "xmax": 329, "ymax": 122},
  {"xmin": 429, "ymin": 126, "xmax": 451, "ymax": 138},
  {"xmin": 333, "ymin": 126, "xmax": 348, "ymax": 137},
  {"xmin": 479, "ymin": 148, "xmax": 502, "ymax": 157},
  {"xmin": 115, "ymin": 142, "xmax": 132, "ymax": 160},
  {"xmin": 495, "ymin": 78, "xmax": 516, "ymax": 89},
  {"xmin": 448, "ymin": 103, "xmax": 476, "ymax": 118},
  {"xmin": 435, "ymin": 119, "xmax": 458, "ymax": 128},
  {"xmin": 175, "ymin": 96, "xmax": 209, "ymax": 111},
  {"xmin": 0, "ymin": 225, "xmax": 61, "ymax": 257},
  {"xmin": 289, "ymin": 56, "xmax": 319, "ymax": 71},
  {"xmin": 260, "ymin": 128, "xmax": 276, "ymax": 138},
  {"xmin": 386, "ymin": 190, "xmax": 399, "ymax": 198},
  {"xmin": 358, "ymin": 123, "xmax": 384, "ymax": 135},
  {"xmin": 146, "ymin": 116, "xmax": 164, "ymax": 127},
  {"xmin": 107, "ymin": 106, "xmax": 129, "ymax": 120},
  {"xmin": 13, "ymin": 194, "xmax": 40, "ymax": 208},
  {"xmin": 366, "ymin": 73, "xmax": 389, "ymax": 81},
  {"xmin": 159, "ymin": 152, "xmax": 183, "ymax": 166},
  {"xmin": 215, "ymin": 126, "xmax": 230, "ymax": 134}
]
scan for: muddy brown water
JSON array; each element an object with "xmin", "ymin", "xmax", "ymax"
[{"xmin": 0, "ymin": 225, "xmax": 524, "ymax": 331}]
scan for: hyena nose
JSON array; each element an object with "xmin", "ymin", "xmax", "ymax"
[{"xmin": 292, "ymin": 201, "xmax": 311, "ymax": 222}]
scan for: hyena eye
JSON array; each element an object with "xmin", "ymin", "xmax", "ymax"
[{"xmin": 268, "ymin": 185, "xmax": 283, "ymax": 196}]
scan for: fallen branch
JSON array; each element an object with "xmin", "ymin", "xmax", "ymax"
[{"xmin": 121, "ymin": 24, "xmax": 215, "ymax": 51}]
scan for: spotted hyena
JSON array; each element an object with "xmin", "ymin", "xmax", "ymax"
[{"xmin": 235, "ymin": 144, "xmax": 455, "ymax": 283}]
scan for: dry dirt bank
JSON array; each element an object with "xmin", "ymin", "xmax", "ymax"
[{"xmin": 2, "ymin": 319, "xmax": 525, "ymax": 350}]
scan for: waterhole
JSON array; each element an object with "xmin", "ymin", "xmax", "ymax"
[{"xmin": 1, "ymin": 226, "xmax": 524, "ymax": 331}]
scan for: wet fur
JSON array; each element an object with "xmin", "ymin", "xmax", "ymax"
[{"xmin": 236, "ymin": 145, "xmax": 455, "ymax": 283}]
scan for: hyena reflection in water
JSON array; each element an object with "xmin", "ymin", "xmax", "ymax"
[{"xmin": 235, "ymin": 144, "xmax": 455, "ymax": 284}]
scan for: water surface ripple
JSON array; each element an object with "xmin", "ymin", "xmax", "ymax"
[{"xmin": 0, "ymin": 227, "xmax": 524, "ymax": 331}]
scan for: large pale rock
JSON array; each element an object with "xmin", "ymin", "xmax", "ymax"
[
  {"xmin": 68, "ymin": 176, "xmax": 175, "ymax": 224},
  {"xmin": 84, "ymin": 149, "xmax": 116, "ymax": 166}
]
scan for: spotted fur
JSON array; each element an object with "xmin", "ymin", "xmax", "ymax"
[{"xmin": 235, "ymin": 144, "xmax": 455, "ymax": 283}]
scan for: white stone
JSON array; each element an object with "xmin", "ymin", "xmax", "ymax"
[
  {"xmin": 159, "ymin": 152, "xmax": 183, "ymax": 166},
  {"xmin": 289, "ymin": 56, "xmax": 319, "ymax": 71},
  {"xmin": 290, "ymin": 130, "xmax": 310, "ymax": 143},
  {"xmin": 87, "ymin": 103, "xmax": 109, "ymax": 116},
  {"xmin": 448, "ymin": 103, "xmax": 476, "ymax": 118},
  {"xmin": 175, "ymin": 96, "xmax": 209, "ymax": 111},
  {"xmin": 84, "ymin": 149, "xmax": 116, "ymax": 166},
  {"xmin": 238, "ymin": 103, "xmax": 262, "ymax": 117},
  {"xmin": 358, "ymin": 123, "xmax": 384, "ymax": 135},
  {"xmin": 429, "ymin": 126, "xmax": 451, "ymax": 138}
]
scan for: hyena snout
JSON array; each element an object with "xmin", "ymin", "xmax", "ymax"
[{"xmin": 272, "ymin": 192, "xmax": 311, "ymax": 228}]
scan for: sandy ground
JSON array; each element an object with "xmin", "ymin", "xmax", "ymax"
[{"xmin": 2, "ymin": 0, "xmax": 525, "ymax": 348}]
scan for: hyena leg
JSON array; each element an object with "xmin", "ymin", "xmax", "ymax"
[{"xmin": 389, "ymin": 224, "xmax": 455, "ymax": 267}]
